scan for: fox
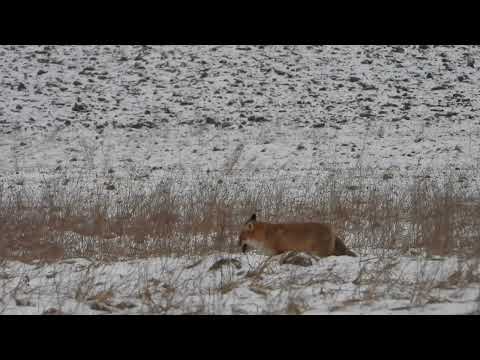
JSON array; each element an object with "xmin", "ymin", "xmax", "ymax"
[{"xmin": 238, "ymin": 213, "xmax": 357, "ymax": 257}]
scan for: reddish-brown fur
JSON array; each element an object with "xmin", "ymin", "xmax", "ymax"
[{"xmin": 238, "ymin": 214, "xmax": 356, "ymax": 257}]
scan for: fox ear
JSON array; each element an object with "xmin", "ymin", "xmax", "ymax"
[{"xmin": 249, "ymin": 213, "xmax": 256, "ymax": 222}]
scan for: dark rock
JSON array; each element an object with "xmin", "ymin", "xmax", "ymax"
[
  {"xmin": 467, "ymin": 56, "xmax": 475, "ymax": 68},
  {"xmin": 279, "ymin": 252, "xmax": 313, "ymax": 267},
  {"xmin": 360, "ymin": 82, "xmax": 377, "ymax": 91},
  {"xmin": 431, "ymin": 85, "xmax": 448, "ymax": 91},
  {"xmin": 72, "ymin": 103, "xmax": 88, "ymax": 112},
  {"xmin": 360, "ymin": 112, "xmax": 373, "ymax": 118},
  {"xmin": 42, "ymin": 308, "xmax": 64, "ymax": 315},
  {"xmin": 17, "ymin": 83, "xmax": 26, "ymax": 91},
  {"xmin": 15, "ymin": 298, "xmax": 34, "ymax": 307},
  {"xmin": 391, "ymin": 46, "xmax": 405, "ymax": 53},
  {"xmin": 114, "ymin": 301, "xmax": 136, "ymax": 310},
  {"xmin": 248, "ymin": 115, "xmax": 269, "ymax": 123},
  {"xmin": 209, "ymin": 258, "xmax": 242, "ymax": 271},
  {"xmin": 89, "ymin": 301, "xmax": 112, "ymax": 312},
  {"xmin": 205, "ymin": 117, "xmax": 217, "ymax": 125},
  {"xmin": 82, "ymin": 66, "xmax": 95, "ymax": 72}
]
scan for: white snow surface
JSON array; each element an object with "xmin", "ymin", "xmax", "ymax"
[{"xmin": 1, "ymin": 251, "xmax": 479, "ymax": 315}]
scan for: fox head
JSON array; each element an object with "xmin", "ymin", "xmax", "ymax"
[{"xmin": 238, "ymin": 213, "xmax": 258, "ymax": 253}]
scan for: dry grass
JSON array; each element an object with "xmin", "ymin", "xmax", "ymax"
[{"xmin": 1, "ymin": 167, "xmax": 480, "ymax": 264}]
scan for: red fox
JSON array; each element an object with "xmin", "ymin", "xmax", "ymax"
[{"xmin": 238, "ymin": 214, "xmax": 356, "ymax": 257}]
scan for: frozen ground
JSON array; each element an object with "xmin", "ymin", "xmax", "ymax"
[
  {"xmin": 1, "ymin": 45, "xmax": 480, "ymax": 314},
  {"xmin": 1, "ymin": 250, "xmax": 479, "ymax": 315},
  {"xmin": 2, "ymin": 45, "xmax": 480, "ymax": 190}
]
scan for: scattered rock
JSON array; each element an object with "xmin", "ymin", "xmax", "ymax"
[
  {"xmin": 209, "ymin": 258, "xmax": 242, "ymax": 271},
  {"xmin": 15, "ymin": 298, "xmax": 34, "ymax": 307},
  {"xmin": 360, "ymin": 82, "xmax": 377, "ymax": 91},
  {"xmin": 42, "ymin": 308, "xmax": 64, "ymax": 315},
  {"xmin": 467, "ymin": 55, "xmax": 475, "ymax": 68},
  {"xmin": 114, "ymin": 301, "xmax": 137, "ymax": 310},
  {"xmin": 72, "ymin": 102, "xmax": 88, "ymax": 112},
  {"xmin": 205, "ymin": 117, "xmax": 218, "ymax": 125},
  {"xmin": 431, "ymin": 85, "xmax": 448, "ymax": 91},
  {"xmin": 279, "ymin": 252, "xmax": 313, "ymax": 267},
  {"xmin": 391, "ymin": 46, "xmax": 405, "ymax": 53},
  {"xmin": 383, "ymin": 173, "xmax": 394, "ymax": 180},
  {"xmin": 89, "ymin": 301, "xmax": 113, "ymax": 312},
  {"xmin": 248, "ymin": 115, "xmax": 269, "ymax": 123}
]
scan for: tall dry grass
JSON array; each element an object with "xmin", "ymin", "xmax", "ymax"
[{"xmin": 1, "ymin": 167, "xmax": 480, "ymax": 263}]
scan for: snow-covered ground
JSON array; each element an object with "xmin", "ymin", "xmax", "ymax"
[
  {"xmin": 2, "ymin": 45, "xmax": 480, "ymax": 189},
  {"xmin": 1, "ymin": 45, "xmax": 480, "ymax": 314},
  {"xmin": 1, "ymin": 250, "xmax": 479, "ymax": 315}
]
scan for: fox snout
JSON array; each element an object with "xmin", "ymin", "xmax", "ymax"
[{"xmin": 238, "ymin": 232, "xmax": 248, "ymax": 253}]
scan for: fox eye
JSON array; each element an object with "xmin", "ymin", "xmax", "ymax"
[{"xmin": 247, "ymin": 223, "xmax": 254, "ymax": 231}]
